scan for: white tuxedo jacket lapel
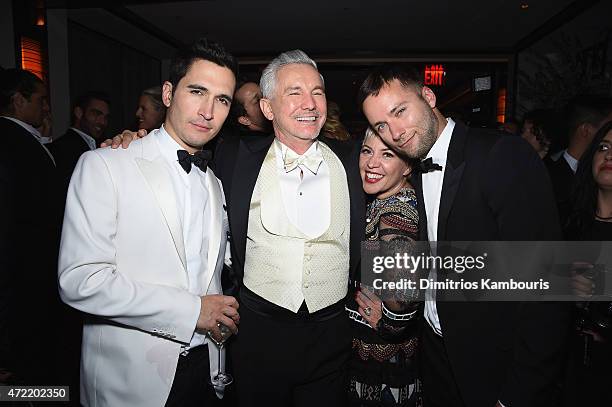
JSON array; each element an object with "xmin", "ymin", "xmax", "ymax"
[
  {"xmin": 203, "ymin": 169, "xmax": 223, "ymax": 294},
  {"xmin": 135, "ymin": 137, "xmax": 188, "ymax": 273}
]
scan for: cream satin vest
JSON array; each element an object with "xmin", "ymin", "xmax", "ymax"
[{"xmin": 243, "ymin": 141, "xmax": 351, "ymax": 313}]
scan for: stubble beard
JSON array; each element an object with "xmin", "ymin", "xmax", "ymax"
[{"xmin": 407, "ymin": 106, "xmax": 438, "ymax": 160}]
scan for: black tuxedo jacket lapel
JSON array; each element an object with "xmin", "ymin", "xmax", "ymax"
[
  {"xmin": 50, "ymin": 128, "xmax": 91, "ymax": 183},
  {"xmin": 0, "ymin": 118, "xmax": 55, "ymax": 170},
  {"xmin": 229, "ymin": 135, "xmax": 275, "ymax": 274},
  {"xmin": 63, "ymin": 128, "xmax": 90, "ymax": 148},
  {"xmin": 319, "ymin": 138, "xmax": 365, "ymax": 279},
  {"xmin": 69, "ymin": 128, "xmax": 93, "ymax": 152},
  {"xmin": 437, "ymin": 121, "xmax": 467, "ymax": 241},
  {"xmin": 412, "ymin": 172, "xmax": 428, "ymax": 241}
]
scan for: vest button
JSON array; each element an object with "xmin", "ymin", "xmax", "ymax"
[
  {"xmin": 305, "ymin": 270, "xmax": 311, "ymax": 275},
  {"xmin": 304, "ymin": 282, "xmax": 310, "ymax": 288}
]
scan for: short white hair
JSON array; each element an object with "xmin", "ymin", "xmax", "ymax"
[{"xmin": 260, "ymin": 50, "xmax": 323, "ymax": 99}]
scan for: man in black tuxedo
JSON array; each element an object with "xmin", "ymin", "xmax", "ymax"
[
  {"xmin": 214, "ymin": 50, "xmax": 364, "ymax": 406},
  {"xmin": 0, "ymin": 69, "xmax": 64, "ymax": 385},
  {"xmin": 209, "ymin": 80, "xmax": 270, "ymax": 156},
  {"xmin": 49, "ymin": 91, "xmax": 110, "ymax": 185},
  {"xmin": 359, "ymin": 66, "xmax": 569, "ymax": 407}
]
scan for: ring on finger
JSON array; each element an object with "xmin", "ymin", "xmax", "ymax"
[{"xmin": 364, "ymin": 306, "xmax": 372, "ymax": 317}]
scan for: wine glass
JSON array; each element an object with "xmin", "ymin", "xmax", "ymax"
[{"xmin": 209, "ymin": 323, "xmax": 233, "ymax": 386}]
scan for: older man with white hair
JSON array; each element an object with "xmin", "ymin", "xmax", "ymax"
[{"xmin": 215, "ymin": 50, "xmax": 364, "ymax": 406}]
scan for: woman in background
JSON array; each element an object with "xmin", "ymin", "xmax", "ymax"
[
  {"xmin": 135, "ymin": 86, "xmax": 166, "ymax": 132},
  {"xmin": 563, "ymin": 120, "xmax": 612, "ymax": 406},
  {"xmin": 321, "ymin": 100, "xmax": 351, "ymax": 142}
]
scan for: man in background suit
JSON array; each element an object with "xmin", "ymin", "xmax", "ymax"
[
  {"xmin": 58, "ymin": 39, "xmax": 239, "ymax": 407},
  {"xmin": 230, "ymin": 80, "xmax": 271, "ymax": 136},
  {"xmin": 210, "ymin": 80, "xmax": 269, "ymax": 156},
  {"xmin": 359, "ymin": 66, "xmax": 569, "ymax": 407},
  {"xmin": 49, "ymin": 91, "xmax": 110, "ymax": 185},
  {"xmin": 214, "ymin": 50, "xmax": 365, "ymax": 406},
  {"xmin": 0, "ymin": 68, "xmax": 63, "ymax": 385}
]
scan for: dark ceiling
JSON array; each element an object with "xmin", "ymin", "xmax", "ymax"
[{"xmin": 48, "ymin": 0, "xmax": 602, "ymax": 59}]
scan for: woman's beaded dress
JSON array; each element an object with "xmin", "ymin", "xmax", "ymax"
[{"xmin": 348, "ymin": 187, "xmax": 422, "ymax": 407}]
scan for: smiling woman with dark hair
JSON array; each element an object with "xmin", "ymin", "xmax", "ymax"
[
  {"xmin": 566, "ymin": 120, "xmax": 612, "ymax": 238},
  {"xmin": 346, "ymin": 127, "xmax": 422, "ymax": 407}
]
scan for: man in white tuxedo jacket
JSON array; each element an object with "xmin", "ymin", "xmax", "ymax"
[{"xmin": 58, "ymin": 39, "xmax": 239, "ymax": 407}]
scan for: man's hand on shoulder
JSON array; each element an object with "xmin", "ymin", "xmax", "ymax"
[
  {"xmin": 197, "ymin": 294, "xmax": 239, "ymax": 339},
  {"xmin": 100, "ymin": 128, "xmax": 148, "ymax": 149}
]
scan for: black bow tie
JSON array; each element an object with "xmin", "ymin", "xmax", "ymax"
[
  {"xmin": 418, "ymin": 157, "xmax": 443, "ymax": 173},
  {"xmin": 177, "ymin": 149, "xmax": 212, "ymax": 173}
]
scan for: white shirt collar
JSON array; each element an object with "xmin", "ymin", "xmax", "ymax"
[
  {"xmin": 1, "ymin": 116, "xmax": 42, "ymax": 139},
  {"xmin": 70, "ymin": 127, "xmax": 97, "ymax": 150},
  {"xmin": 156, "ymin": 124, "xmax": 186, "ymax": 164},
  {"xmin": 274, "ymin": 138, "xmax": 319, "ymax": 160},
  {"xmin": 425, "ymin": 118, "xmax": 455, "ymax": 166},
  {"xmin": 562, "ymin": 150, "xmax": 579, "ymax": 174}
]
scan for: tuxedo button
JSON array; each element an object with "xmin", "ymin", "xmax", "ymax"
[
  {"xmin": 305, "ymin": 270, "xmax": 311, "ymax": 275},
  {"xmin": 303, "ymin": 282, "xmax": 310, "ymax": 288}
]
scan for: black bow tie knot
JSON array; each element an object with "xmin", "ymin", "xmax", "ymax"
[
  {"xmin": 418, "ymin": 157, "xmax": 443, "ymax": 173},
  {"xmin": 177, "ymin": 149, "xmax": 212, "ymax": 173}
]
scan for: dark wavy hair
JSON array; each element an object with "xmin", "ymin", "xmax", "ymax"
[
  {"xmin": 167, "ymin": 38, "xmax": 238, "ymax": 92},
  {"xmin": 0, "ymin": 69, "xmax": 43, "ymax": 113},
  {"xmin": 565, "ymin": 120, "xmax": 612, "ymax": 238},
  {"xmin": 71, "ymin": 90, "xmax": 110, "ymax": 124}
]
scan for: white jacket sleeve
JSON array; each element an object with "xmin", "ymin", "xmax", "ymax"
[{"xmin": 58, "ymin": 150, "xmax": 200, "ymax": 344}]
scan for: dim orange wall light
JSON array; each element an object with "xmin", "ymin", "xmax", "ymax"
[
  {"xmin": 497, "ymin": 88, "xmax": 507, "ymax": 123},
  {"xmin": 20, "ymin": 37, "xmax": 45, "ymax": 81},
  {"xmin": 36, "ymin": 0, "xmax": 46, "ymax": 25}
]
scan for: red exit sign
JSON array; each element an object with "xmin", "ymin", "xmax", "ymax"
[{"xmin": 424, "ymin": 64, "xmax": 445, "ymax": 86}]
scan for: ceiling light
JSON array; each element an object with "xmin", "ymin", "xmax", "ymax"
[{"xmin": 521, "ymin": 3, "xmax": 529, "ymax": 9}]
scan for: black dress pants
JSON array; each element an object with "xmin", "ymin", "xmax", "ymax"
[
  {"xmin": 231, "ymin": 290, "xmax": 351, "ymax": 407},
  {"xmin": 420, "ymin": 324, "xmax": 466, "ymax": 407},
  {"xmin": 165, "ymin": 345, "xmax": 222, "ymax": 407}
]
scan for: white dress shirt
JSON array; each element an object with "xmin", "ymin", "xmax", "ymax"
[
  {"xmin": 1, "ymin": 116, "xmax": 55, "ymax": 165},
  {"xmin": 273, "ymin": 139, "xmax": 331, "ymax": 238},
  {"xmin": 70, "ymin": 126, "xmax": 97, "ymax": 151},
  {"xmin": 422, "ymin": 118, "xmax": 455, "ymax": 336},
  {"xmin": 562, "ymin": 150, "xmax": 579, "ymax": 174},
  {"xmin": 155, "ymin": 125, "xmax": 211, "ymax": 349}
]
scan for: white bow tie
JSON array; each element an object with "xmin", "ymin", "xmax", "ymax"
[{"xmin": 283, "ymin": 148, "xmax": 323, "ymax": 175}]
